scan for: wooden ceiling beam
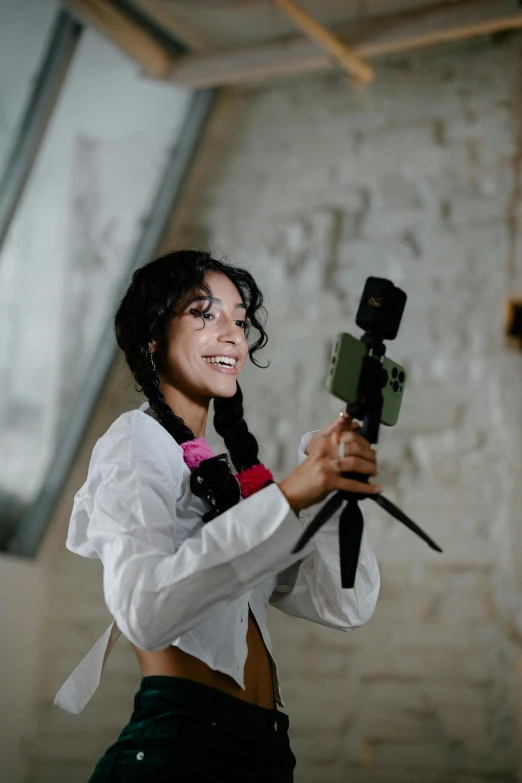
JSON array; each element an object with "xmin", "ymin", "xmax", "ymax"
[
  {"xmin": 64, "ymin": 0, "xmax": 175, "ymax": 77},
  {"xmin": 165, "ymin": 0, "xmax": 522, "ymax": 88},
  {"xmin": 131, "ymin": 0, "xmax": 209, "ymax": 51},
  {"xmin": 273, "ymin": 0, "xmax": 374, "ymax": 84}
]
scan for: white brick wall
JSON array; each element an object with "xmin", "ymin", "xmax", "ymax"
[{"xmin": 24, "ymin": 35, "xmax": 522, "ymax": 782}]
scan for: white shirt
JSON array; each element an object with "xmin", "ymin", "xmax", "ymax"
[{"xmin": 55, "ymin": 403, "xmax": 380, "ymax": 714}]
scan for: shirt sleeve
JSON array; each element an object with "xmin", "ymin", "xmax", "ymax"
[
  {"xmin": 67, "ymin": 413, "xmax": 309, "ymax": 652},
  {"xmin": 269, "ymin": 431, "xmax": 380, "ymax": 631}
]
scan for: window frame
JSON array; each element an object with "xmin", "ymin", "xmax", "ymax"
[{"xmin": 0, "ymin": 9, "xmax": 82, "ymax": 254}]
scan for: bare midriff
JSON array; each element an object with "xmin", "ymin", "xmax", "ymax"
[{"xmin": 131, "ymin": 608, "xmax": 276, "ymax": 710}]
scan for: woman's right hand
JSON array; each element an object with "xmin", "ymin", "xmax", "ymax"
[{"xmin": 278, "ymin": 427, "xmax": 382, "ymax": 513}]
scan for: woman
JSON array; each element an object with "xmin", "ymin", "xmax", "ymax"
[{"xmin": 55, "ymin": 250, "xmax": 381, "ymax": 782}]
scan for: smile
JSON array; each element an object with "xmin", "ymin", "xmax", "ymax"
[
  {"xmin": 202, "ymin": 356, "xmax": 239, "ymax": 374},
  {"xmin": 203, "ymin": 356, "xmax": 237, "ymax": 367}
]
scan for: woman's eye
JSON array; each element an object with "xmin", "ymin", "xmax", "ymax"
[
  {"xmin": 190, "ymin": 309, "xmax": 246, "ymax": 329},
  {"xmin": 190, "ymin": 308, "xmax": 213, "ymax": 321}
]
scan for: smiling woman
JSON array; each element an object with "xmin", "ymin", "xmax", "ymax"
[{"xmin": 55, "ymin": 249, "xmax": 381, "ymax": 783}]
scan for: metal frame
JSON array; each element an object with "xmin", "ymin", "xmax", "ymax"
[
  {"xmin": 0, "ymin": 10, "xmax": 82, "ymax": 253},
  {"xmin": 9, "ymin": 88, "xmax": 216, "ymax": 557}
]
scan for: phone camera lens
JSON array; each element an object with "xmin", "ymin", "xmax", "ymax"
[
  {"xmin": 399, "ymin": 371, "xmax": 405, "ymax": 383},
  {"xmin": 393, "ymin": 381, "xmax": 399, "ymax": 392},
  {"xmin": 392, "ymin": 367, "xmax": 398, "ymax": 379}
]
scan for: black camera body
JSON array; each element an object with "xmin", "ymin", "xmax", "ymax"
[{"xmin": 356, "ymin": 277, "xmax": 407, "ymax": 341}]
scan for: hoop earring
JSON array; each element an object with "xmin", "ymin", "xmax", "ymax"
[{"xmin": 150, "ymin": 352, "xmax": 156, "ymax": 372}]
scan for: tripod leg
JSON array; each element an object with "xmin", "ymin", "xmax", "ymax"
[
  {"xmin": 291, "ymin": 493, "xmax": 344, "ymax": 553},
  {"xmin": 371, "ymin": 494, "xmax": 442, "ymax": 552},
  {"xmin": 339, "ymin": 499, "xmax": 363, "ymax": 588}
]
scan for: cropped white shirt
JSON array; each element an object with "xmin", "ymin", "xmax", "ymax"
[{"xmin": 55, "ymin": 403, "xmax": 380, "ymax": 714}]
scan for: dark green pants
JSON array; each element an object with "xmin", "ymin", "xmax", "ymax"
[{"xmin": 88, "ymin": 676, "xmax": 296, "ymax": 782}]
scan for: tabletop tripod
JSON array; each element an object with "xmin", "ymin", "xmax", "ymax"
[{"xmin": 292, "ymin": 279, "xmax": 442, "ymax": 588}]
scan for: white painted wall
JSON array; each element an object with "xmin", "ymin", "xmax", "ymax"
[{"xmin": 0, "ymin": 553, "xmax": 47, "ymax": 783}]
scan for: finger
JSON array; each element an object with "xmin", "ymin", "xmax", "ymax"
[
  {"xmin": 336, "ymin": 477, "xmax": 383, "ymax": 495},
  {"xmin": 321, "ymin": 413, "xmax": 353, "ymax": 437},
  {"xmin": 336, "ymin": 446, "xmax": 377, "ymax": 468},
  {"xmin": 337, "ymin": 436, "xmax": 377, "ymax": 462},
  {"xmin": 344, "ymin": 434, "xmax": 376, "ymax": 461},
  {"xmin": 338, "ymin": 456, "xmax": 378, "ymax": 475}
]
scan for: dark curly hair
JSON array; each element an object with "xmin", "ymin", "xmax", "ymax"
[{"xmin": 114, "ymin": 250, "xmax": 270, "ymax": 522}]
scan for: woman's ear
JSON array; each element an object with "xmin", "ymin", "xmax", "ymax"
[{"xmin": 148, "ymin": 339, "xmax": 157, "ymax": 355}]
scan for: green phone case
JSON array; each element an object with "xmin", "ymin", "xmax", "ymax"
[{"xmin": 326, "ymin": 333, "xmax": 406, "ymax": 427}]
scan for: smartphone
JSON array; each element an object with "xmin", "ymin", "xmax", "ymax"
[{"xmin": 326, "ymin": 333, "xmax": 406, "ymax": 426}]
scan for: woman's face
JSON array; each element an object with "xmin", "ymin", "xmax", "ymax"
[{"xmin": 155, "ymin": 271, "xmax": 249, "ymax": 402}]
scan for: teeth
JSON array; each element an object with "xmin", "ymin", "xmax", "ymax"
[{"xmin": 203, "ymin": 356, "xmax": 237, "ymax": 367}]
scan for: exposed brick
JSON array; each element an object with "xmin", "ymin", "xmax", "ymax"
[{"xmin": 283, "ymin": 678, "xmax": 355, "ymax": 733}]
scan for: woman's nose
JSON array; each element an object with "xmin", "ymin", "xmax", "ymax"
[
  {"xmin": 219, "ymin": 320, "xmax": 243, "ymax": 344},
  {"xmin": 220, "ymin": 331, "xmax": 242, "ymax": 345}
]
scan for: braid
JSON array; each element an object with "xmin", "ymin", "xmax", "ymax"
[
  {"xmin": 213, "ymin": 385, "xmax": 260, "ymax": 474},
  {"xmin": 190, "ymin": 454, "xmax": 241, "ymax": 523},
  {"xmin": 133, "ymin": 350, "xmax": 194, "ymax": 444}
]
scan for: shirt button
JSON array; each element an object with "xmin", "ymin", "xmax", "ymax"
[{"xmin": 136, "ymin": 752, "xmax": 145, "ymax": 761}]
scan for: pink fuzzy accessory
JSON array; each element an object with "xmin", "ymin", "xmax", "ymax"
[
  {"xmin": 181, "ymin": 438, "xmax": 215, "ymax": 470},
  {"xmin": 181, "ymin": 439, "xmax": 273, "ymax": 499},
  {"xmin": 235, "ymin": 464, "xmax": 274, "ymax": 498}
]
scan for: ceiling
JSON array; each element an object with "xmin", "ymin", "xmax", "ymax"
[
  {"xmin": 64, "ymin": 1, "xmax": 522, "ymax": 88},
  {"xmin": 136, "ymin": 0, "xmax": 439, "ymax": 50}
]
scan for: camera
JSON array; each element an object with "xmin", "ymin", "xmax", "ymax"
[{"xmin": 326, "ymin": 278, "xmax": 408, "ymax": 427}]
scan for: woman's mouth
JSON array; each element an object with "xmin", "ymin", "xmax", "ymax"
[{"xmin": 202, "ymin": 356, "xmax": 238, "ymax": 375}]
